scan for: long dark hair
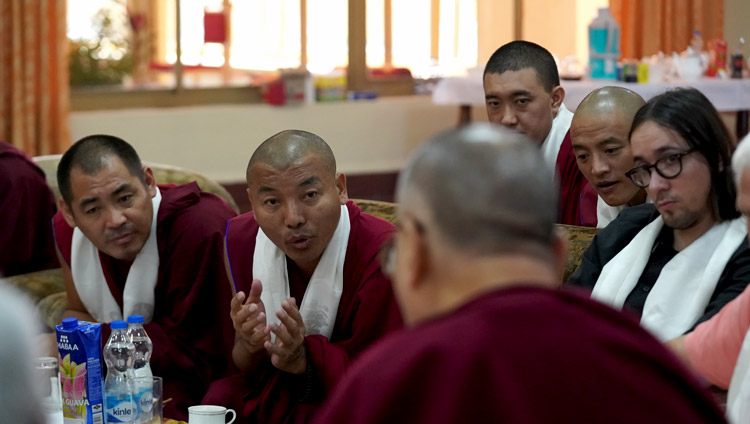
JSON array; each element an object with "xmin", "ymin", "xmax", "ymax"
[{"xmin": 629, "ymin": 87, "xmax": 738, "ymax": 221}]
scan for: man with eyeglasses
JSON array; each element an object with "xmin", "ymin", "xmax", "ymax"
[
  {"xmin": 313, "ymin": 123, "xmax": 725, "ymax": 424},
  {"xmin": 202, "ymin": 130, "xmax": 402, "ymax": 423},
  {"xmin": 568, "ymin": 88, "xmax": 750, "ymax": 342},
  {"xmin": 666, "ymin": 133, "xmax": 750, "ymax": 423},
  {"xmin": 570, "ymin": 87, "xmax": 647, "ymax": 228}
]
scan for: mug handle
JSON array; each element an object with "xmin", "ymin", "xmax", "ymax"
[{"xmin": 225, "ymin": 408, "xmax": 237, "ymax": 424}]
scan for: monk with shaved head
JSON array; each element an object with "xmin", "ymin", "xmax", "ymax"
[
  {"xmin": 313, "ymin": 123, "xmax": 725, "ymax": 424},
  {"xmin": 203, "ymin": 130, "xmax": 403, "ymax": 422},
  {"xmin": 570, "ymin": 87, "xmax": 647, "ymax": 227}
]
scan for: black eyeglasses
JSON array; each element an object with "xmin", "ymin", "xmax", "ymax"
[{"xmin": 625, "ymin": 148, "xmax": 696, "ymax": 188}]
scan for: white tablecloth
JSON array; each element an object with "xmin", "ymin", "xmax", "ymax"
[{"xmin": 433, "ymin": 75, "xmax": 750, "ymax": 112}]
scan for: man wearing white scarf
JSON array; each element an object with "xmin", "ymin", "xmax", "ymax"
[
  {"xmin": 53, "ymin": 135, "xmax": 236, "ymax": 420},
  {"xmin": 669, "ymin": 133, "xmax": 750, "ymax": 423},
  {"xmin": 203, "ymin": 130, "xmax": 402, "ymax": 423},
  {"xmin": 482, "ymin": 41, "xmax": 592, "ymax": 226},
  {"xmin": 568, "ymin": 88, "xmax": 750, "ymax": 342}
]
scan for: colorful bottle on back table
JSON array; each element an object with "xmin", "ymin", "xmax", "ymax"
[{"xmin": 127, "ymin": 315, "xmax": 153, "ymax": 424}]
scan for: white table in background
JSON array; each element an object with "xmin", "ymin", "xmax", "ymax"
[{"xmin": 433, "ymin": 75, "xmax": 750, "ymax": 137}]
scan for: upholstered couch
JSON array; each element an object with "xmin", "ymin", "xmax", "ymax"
[
  {"xmin": 32, "ymin": 154, "xmax": 240, "ymax": 214},
  {"xmin": 5, "ymin": 192, "xmax": 597, "ymax": 330}
]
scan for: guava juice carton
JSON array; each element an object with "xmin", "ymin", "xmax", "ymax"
[{"xmin": 56, "ymin": 317, "xmax": 105, "ymax": 424}]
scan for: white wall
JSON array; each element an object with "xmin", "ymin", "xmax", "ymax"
[{"xmin": 70, "ymin": 96, "xmax": 486, "ymax": 183}]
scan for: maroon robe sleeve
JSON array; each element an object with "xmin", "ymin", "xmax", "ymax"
[
  {"xmin": 0, "ymin": 142, "xmax": 58, "ymax": 276},
  {"xmin": 555, "ymin": 131, "xmax": 597, "ymax": 227},
  {"xmin": 204, "ymin": 202, "xmax": 403, "ymax": 423},
  {"xmin": 145, "ymin": 185, "xmax": 236, "ymax": 420},
  {"xmin": 305, "ymin": 237, "xmax": 403, "ymax": 395}
]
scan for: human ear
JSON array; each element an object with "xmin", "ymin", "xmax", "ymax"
[
  {"xmin": 335, "ymin": 172, "xmax": 349, "ymax": 204},
  {"xmin": 142, "ymin": 166, "xmax": 157, "ymax": 197},
  {"xmin": 550, "ymin": 85, "xmax": 565, "ymax": 115},
  {"xmin": 59, "ymin": 198, "xmax": 77, "ymax": 228}
]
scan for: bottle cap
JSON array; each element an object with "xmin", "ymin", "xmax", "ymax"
[
  {"xmin": 127, "ymin": 315, "xmax": 144, "ymax": 324},
  {"xmin": 110, "ymin": 320, "xmax": 127, "ymax": 330},
  {"xmin": 62, "ymin": 317, "xmax": 79, "ymax": 330}
]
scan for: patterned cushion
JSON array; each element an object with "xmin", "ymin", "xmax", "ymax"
[
  {"xmin": 3, "ymin": 268, "xmax": 66, "ymax": 330},
  {"xmin": 352, "ymin": 198, "xmax": 398, "ymax": 224},
  {"xmin": 353, "ymin": 199, "xmax": 597, "ymax": 282},
  {"xmin": 32, "ymin": 155, "xmax": 240, "ymax": 214},
  {"xmin": 39, "ymin": 291, "xmax": 68, "ymax": 330},
  {"xmin": 4, "ymin": 268, "xmax": 65, "ymax": 304},
  {"xmin": 10, "ymin": 200, "xmax": 597, "ymax": 330},
  {"xmin": 556, "ymin": 224, "xmax": 599, "ymax": 283}
]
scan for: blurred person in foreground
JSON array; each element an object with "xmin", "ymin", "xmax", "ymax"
[
  {"xmin": 0, "ymin": 282, "xmax": 46, "ymax": 424},
  {"xmin": 313, "ymin": 123, "xmax": 726, "ymax": 424}
]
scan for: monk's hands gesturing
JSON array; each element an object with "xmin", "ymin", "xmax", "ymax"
[
  {"xmin": 265, "ymin": 298, "xmax": 307, "ymax": 375},
  {"xmin": 231, "ymin": 279, "xmax": 271, "ymax": 356}
]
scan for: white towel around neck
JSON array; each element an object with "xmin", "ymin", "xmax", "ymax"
[
  {"xmin": 253, "ymin": 204, "xmax": 350, "ymax": 340},
  {"xmin": 596, "ymin": 196, "xmax": 625, "ymax": 229},
  {"xmin": 591, "ymin": 216, "xmax": 746, "ymax": 341},
  {"xmin": 728, "ymin": 329, "xmax": 750, "ymax": 423},
  {"xmin": 540, "ymin": 103, "xmax": 573, "ymax": 176},
  {"xmin": 71, "ymin": 189, "xmax": 162, "ymax": 323}
]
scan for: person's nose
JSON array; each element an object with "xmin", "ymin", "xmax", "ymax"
[
  {"xmin": 591, "ymin": 155, "xmax": 610, "ymax": 177},
  {"xmin": 647, "ymin": 168, "xmax": 670, "ymax": 196},
  {"xmin": 105, "ymin": 206, "xmax": 128, "ymax": 229},
  {"xmin": 283, "ymin": 201, "xmax": 306, "ymax": 229},
  {"xmin": 500, "ymin": 105, "xmax": 518, "ymax": 127}
]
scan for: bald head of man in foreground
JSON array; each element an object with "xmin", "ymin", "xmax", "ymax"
[
  {"xmin": 313, "ymin": 123, "xmax": 726, "ymax": 424},
  {"xmin": 571, "ymin": 87, "xmax": 647, "ymax": 209}
]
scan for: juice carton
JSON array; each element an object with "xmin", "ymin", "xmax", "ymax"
[{"xmin": 56, "ymin": 317, "xmax": 105, "ymax": 424}]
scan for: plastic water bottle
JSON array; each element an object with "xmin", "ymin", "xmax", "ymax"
[
  {"xmin": 104, "ymin": 320, "xmax": 137, "ymax": 423},
  {"xmin": 588, "ymin": 7, "xmax": 620, "ymax": 79},
  {"xmin": 127, "ymin": 315, "xmax": 153, "ymax": 424}
]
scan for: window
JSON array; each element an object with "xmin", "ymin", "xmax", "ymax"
[{"xmin": 69, "ymin": 0, "xmax": 480, "ymax": 87}]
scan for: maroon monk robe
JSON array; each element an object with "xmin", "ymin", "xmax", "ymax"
[
  {"xmin": 0, "ymin": 141, "xmax": 58, "ymax": 276},
  {"xmin": 556, "ymin": 131, "xmax": 598, "ymax": 226},
  {"xmin": 315, "ymin": 287, "xmax": 727, "ymax": 424},
  {"xmin": 54, "ymin": 182, "xmax": 237, "ymax": 421},
  {"xmin": 203, "ymin": 201, "xmax": 403, "ymax": 423}
]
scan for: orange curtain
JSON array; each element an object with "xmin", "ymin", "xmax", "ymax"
[
  {"xmin": 0, "ymin": 0, "xmax": 70, "ymax": 156},
  {"xmin": 610, "ymin": 0, "xmax": 724, "ymax": 60}
]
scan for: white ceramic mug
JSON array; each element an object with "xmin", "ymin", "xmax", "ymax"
[{"xmin": 188, "ymin": 405, "xmax": 236, "ymax": 424}]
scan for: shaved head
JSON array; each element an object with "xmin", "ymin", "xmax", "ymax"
[
  {"xmin": 397, "ymin": 123, "xmax": 556, "ymax": 260},
  {"xmin": 570, "ymin": 87, "xmax": 647, "ymax": 207},
  {"xmin": 574, "ymin": 86, "xmax": 645, "ymax": 123},
  {"xmin": 247, "ymin": 130, "xmax": 336, "ymax": 184}
]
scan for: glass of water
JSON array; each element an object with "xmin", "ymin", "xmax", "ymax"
[{"xmin": 34, "ymin": 356, "xmax": 63, "ymax": 424}]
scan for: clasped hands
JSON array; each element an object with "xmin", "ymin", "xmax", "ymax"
[{"xmin": 231, "ymin": 279, "xmax": 307, "ymax": 375}]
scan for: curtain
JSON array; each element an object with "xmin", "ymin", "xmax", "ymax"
[
  {"xmin": 0, "ymin": 0, "xmax": 70, "ymax": 156},
  {"xmin": 610, "ymin": 0, "xmax": 724, "ymax": 60},
  {"xmin": 127, "ymin": 0, "xmax": 154, "ymax": 84}
]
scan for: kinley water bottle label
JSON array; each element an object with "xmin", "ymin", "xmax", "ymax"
[
  {"xmin": 106, "ymin": 396, "xmax": 137, "ymax": 423},
  {"xmin": 136, "ymin": 389, "xmax": 154, "ymax": 413}
]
